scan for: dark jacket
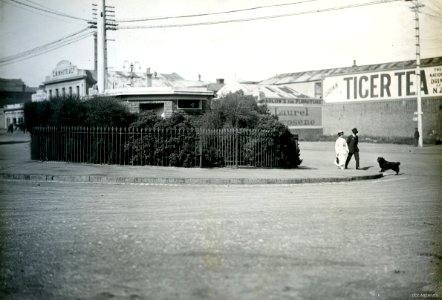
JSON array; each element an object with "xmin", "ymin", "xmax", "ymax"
[{"xmin": 346, "ymin": 134, "xmax": 359, "ymax": 153}]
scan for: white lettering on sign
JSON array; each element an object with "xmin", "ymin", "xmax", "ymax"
[{"xmin": 323, "ymin": 66, "xmax": 442, "ymax": 102}]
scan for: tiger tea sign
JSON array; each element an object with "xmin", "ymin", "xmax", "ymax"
[{"xmin": 323, "ymin": 66, "xmax": 442, "ymax": 102}]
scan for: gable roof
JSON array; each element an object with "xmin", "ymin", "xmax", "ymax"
[
  {"xmin": 217, "ymin": 82, "xmax": 310, "ymax": 100},
  {"xmin": 260, "ymin": 57, "xmax": 442, "ymax": 85}
]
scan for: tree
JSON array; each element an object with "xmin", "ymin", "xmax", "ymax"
[{"xmin": 197, "ymin": 90, "xmax": 269, "ymax": 129}]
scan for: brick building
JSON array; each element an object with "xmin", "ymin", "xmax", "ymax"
[
  {"xmin": 262, "ymin": 57, "xmax": 442, "ymax": 140},
  {"xmin": 0, "ymin": 78, "xmax": 36, "ymax": 129}
]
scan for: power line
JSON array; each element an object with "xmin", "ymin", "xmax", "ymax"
[
  {"xmin": 0, "ymin": 0, "xmax": 83, "ymax": 25},
  {"xmin": 0, "ymin": 28, "xmax": 91, "ymax": 62},
  {"xmin": 3, "ymin": 0, "xmax": 91, "ymax": 22},
  {"xmin": 119, "ymin": 0, "xmax": 403, "ymax": 30},
  {"xmin": 0, "ymin": 32, "xmax": 93, "ymax": 66},
  {"xmin": 117, "ymin": 0, "xmax": 322, "ymax": 22},
  {"xmin": 0, "ymin": 28, "xmax": 94, "ymax": 66}
]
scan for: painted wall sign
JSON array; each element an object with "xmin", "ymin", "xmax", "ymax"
[
  {"xmin": 261, "ymin": 98, "xmax": 322, "ymax": 105},
  {"xmin": 323, "ymin": 66, "xmax": 442, "ymax": 102},
  {"xmin": 269, "ymin": 105, "xmax": 322, "ymax": 127}
]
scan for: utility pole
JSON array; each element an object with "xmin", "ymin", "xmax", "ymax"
[
  {"xmin": 407, "ymin": 0, "xmax": 424, "ymax": 147},
  {"xmin": 97, "ymin": 0, "xmax": 106, "ymax": 94},
  {"xmin": 90, "ymin": 1, "xmax": 118, "ymax": 95}
]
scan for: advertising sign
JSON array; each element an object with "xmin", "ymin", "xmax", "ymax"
[
  {"xmin": 269, "ymin": 105, "xmax": 322, "ymax": 128},
  {"xmin": 323, "ymin": 66, "xmax": 442, "ymax": 102},
  {"xmin": 50, "ymin": 60, "xmax": 78, "ymax": 80}
]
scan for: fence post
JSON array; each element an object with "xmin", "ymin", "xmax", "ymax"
[
  {"xmin": 235, "ymin": 128, "xmax": 238, "ymax": 168},
  {"xmin": 199, "ymin": 129, "xmax": 203, "ymax": 168}
]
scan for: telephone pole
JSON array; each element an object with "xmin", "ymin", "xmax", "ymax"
[
  {"xmin": 97, "ymin": 0, "xmax": 106, "ymax": 93},
  {"xmin": 89, "ymin": 0, "xmax": 118, "ymax": 94},
  {"xmin": 407, "ymin": 0, "xmax": 424, "ymax": 147}
]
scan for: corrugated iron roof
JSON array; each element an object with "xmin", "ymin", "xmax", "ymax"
[
  {"xmin": 106, "ymin": 71, "xmax": 204, "ymax": 89},
  {"xmin": 260, "ymin": 57, "xmax": 442, "ymax": 85},
  {"xmin": 217, "ymin": 82, "xmax": 310, "ymax": 100}
]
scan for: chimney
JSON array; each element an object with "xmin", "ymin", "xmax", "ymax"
[
  {"xmin": 198, "ymin": 74, "xmax": 201, "ymax": 81},
  {"xmin": 146, "ymin": 67, "xmax": 152, "ymax": 87},
  {"xmin": 216, "ymin": 78, "xmax": 224, "ymax": 84},
  {"xmin": 352, "ymin": 60, "xmax": 357, "ymax": 67}
]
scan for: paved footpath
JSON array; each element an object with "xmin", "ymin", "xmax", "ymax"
[{"xmin": 1, "ymin": 132, "xmax": 440, "ymax": 185}]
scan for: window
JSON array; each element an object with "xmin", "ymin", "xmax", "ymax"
[
  {"xmin": 177, "ymin": 99, "xmax": 200, "ymax": 109},
  {"xmin": 314, "ymin": 82, "xmax": 322, "ymax": 99},
  {"xmin": 62, "ymin": 87, "xmax": 65, "ymax": 98},
  {"xmin": 55, "ymin": 89, "xmax": 59, "ymax": 97},
  {"xmin": 69, "ymin": 87, "xmax": 72, "ymax": 97},
  {"xmin": 76, "ymin": 86, "xmax": 80, "ymax": 96},
  {"xmin": 49, "ymin": 90, "xmax": 53, "ymax": 98}
]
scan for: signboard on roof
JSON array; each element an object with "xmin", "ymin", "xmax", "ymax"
[
  {"xmin": 50, "ymin": 60, "xmax": 78, "ymax": 80},
  {"xmin": 323, "ymin": 66, "xmax": 442, "ymax": 102}
]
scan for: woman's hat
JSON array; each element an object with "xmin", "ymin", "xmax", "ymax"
[{"xmin": 338, "ymin": 130, "xmax": 344, "ymax": 135}]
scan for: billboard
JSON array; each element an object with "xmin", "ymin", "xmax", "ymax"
[{"xmin": 323, "ymin": 66, "xmax": 442, "ymax": 102}]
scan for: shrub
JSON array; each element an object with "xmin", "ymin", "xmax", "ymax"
[
  {"xmin": 24, "ymin": 96, "xmax": 135, "ymax": 129},
  {"xmin": 197, "ymin": 90, "xmax": 269, "ymax": 129},
  {"xmin": 24, "ymin": 100, "xmax": 53, "ymax": 131},
  {"xmin": 127, "ymin": 112, "xmax": 198, "ymax": 167},
  {"xmin": 84, "ymin": 97, "xmax": 135, "ymax": 127}
]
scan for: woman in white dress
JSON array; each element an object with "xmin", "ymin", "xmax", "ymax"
[{"xmin": 334, "ymin": 130, "xmax": 349, "ymax": 170}]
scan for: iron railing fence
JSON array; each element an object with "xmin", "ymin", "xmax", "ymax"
[{"xmin": 30, "ymin": 127, "xmax": 294, "ymax": 168}]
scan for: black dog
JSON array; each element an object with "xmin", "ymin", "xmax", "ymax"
[{"xmin": 377, "ymin": 157, "xmax": 400, "ymax": 175}]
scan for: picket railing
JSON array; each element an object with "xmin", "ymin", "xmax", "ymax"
[{"xmin": 30, "ymin": 127, "xmax": 294, "ymax": 168}]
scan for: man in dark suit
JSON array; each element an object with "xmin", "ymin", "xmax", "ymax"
[{"xmin": 345, "ymin": 128, "xmax": 359, "ymax": 169}]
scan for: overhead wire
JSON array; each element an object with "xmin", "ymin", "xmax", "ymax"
[
  {"xmin": 0, "ymin": 32, "xmax": 93, "ymax": 66},
  {"xmin": 118, "ymin": 0, "xmax": 403, "ymax": 30},
  {"xmin": 0, "ymin": 0, "xmax": 83, "ymax": 25},
  {"xmin": 2, "ymin": 0, "xmax": 92, "ymax": 22},
  {"xmin": 0, "ymin": 28, "xmax": 94, "ymax": 66},
  {"xmin": 117, "ymin": 0, "xmax": 322, "ymax": 22}
]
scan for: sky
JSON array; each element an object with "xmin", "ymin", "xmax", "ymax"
[{"xmin": 0, "ymin": 0, "xmax": 441, "ymax": 87}]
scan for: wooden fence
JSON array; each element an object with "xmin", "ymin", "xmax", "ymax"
[{"xmin": 30, "ymin": 127, "xmax": 296, "ymax": 168}]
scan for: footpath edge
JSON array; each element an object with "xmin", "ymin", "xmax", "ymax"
[{"xmin": 0, "ymin": 172, "xmax": 384, "ymax": 185}]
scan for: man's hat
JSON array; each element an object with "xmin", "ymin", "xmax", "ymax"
[{"xmin": 352, "ymin": 128, "xmax": 358, "ymax": 134}]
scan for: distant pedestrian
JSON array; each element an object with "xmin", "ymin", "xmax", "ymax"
[
  {"xmin": 345, "ymin": 128, "xmax": 359, "ymax": 169},
  {"xmin": 414, "ymin": 128, "xmax": 420, "ymax": 147},
  {"xmin": 334, "ymin": 130, "xmax": 348, "ymax": 170},
  {"xmin": 8, "ymin": 123, "xmax": 13, "ymax": 133}
]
